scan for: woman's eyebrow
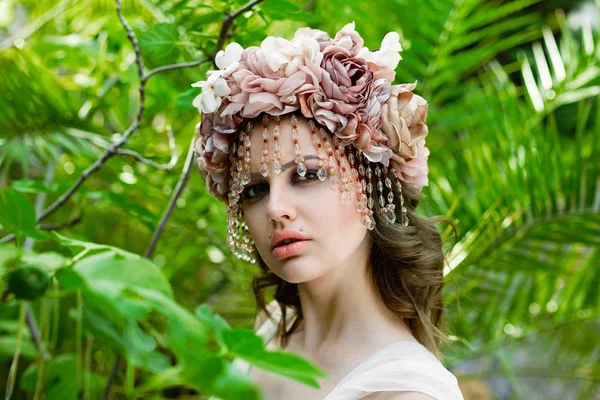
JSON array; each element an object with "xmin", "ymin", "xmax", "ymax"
[{"xmin": 249, "ymin": 154, "xmax": 320, "ymax": 181}]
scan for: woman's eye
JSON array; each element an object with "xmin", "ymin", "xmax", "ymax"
[
  {"xmin": 293, "ymin": 169, "xmax": 320, "ymax": 183},
  {"xmin": 242, "ymin": 170, "xmax": 320, "ymax": 201},
  {"xmin": 242, "ymin": 183, "xmax": 268, "ymax": 200}
]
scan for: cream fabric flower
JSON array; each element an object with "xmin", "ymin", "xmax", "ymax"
[{"xmin": 191, "ymin": 74, "xmax": 231, "ymax": 114}]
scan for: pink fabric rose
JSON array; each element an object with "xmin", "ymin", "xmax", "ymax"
[
  {"xmin": 391, "ymin": 138, "xmax": 430, "ymax": 191},
  {"xmin": 381, "ymin": 82, "xmax": 429, "ymax": 161},
  {"xmin": 300, "ymin": 46, "xmax": 374, "ymax": 134}
]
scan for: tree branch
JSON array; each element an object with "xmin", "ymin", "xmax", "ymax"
[
  {"xmin": 146, "ymin": 57, "xmax": 209, "ymax": 80},
  {"xmin": 216, "ymin": 0, "xmax": 264, "ymax": 53},
  {"xmin": 116, "ymin": 126, "xmax": 178, "ymax": 170},
  {"xmin": 145, "ymin": 139, "xmax": 195, "ymax": 258}
]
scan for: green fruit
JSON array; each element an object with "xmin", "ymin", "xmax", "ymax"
[{"xmin": 7, "ymin": 265, "xmax": 50, "ymax": 301}]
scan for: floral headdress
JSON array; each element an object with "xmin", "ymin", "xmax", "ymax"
[{"xmin": 192, "ymin": 23, "xmax": 430, "ymax": 262}]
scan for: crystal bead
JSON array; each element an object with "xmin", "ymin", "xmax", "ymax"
[
  {"xmin": 400, "ymin": 213, "xmax": 409, "ymax": 226},
  {"xmin": 387, "ymin": 192, "xmax": 394, "ymax": 203},
  {"xmin": 242, "ymin": 172, "xmax": 251, "ymax": 185},
  {"xmin": 377, "ymin": 181, "xmax": 383, "ymax": 192},
  {"xmin": 385, "ymin": 177, "xmax": 392, "ymax": 188},
  {"xmin": 341, "ymin": 191, "xmax": 351, "ymax": 204},
  {"xmin": 375, "ymin": 166, "xmax": 381, "ymax": 177},
  {"xmin": 260, "ymin": 163, "xmax": 269, "ymax": 177},
  {"xmin": 361, "ymin": 214, "xmax": 371, "ymax": 228},
  {"xmin": 368, "ymin": 216, "xmax": 376, "ymax": 230},
  {"xmin": 357, "ymin": 200, "xmax": 365, "ymax": 212},
  {"xmin": 329, "ymin": 174, "xmax": 339, "ymax": 189},
  {"xmin": 318, "ymin": 149, "xmax": 326, "ymax": 158},
  {"xmin": 359, "ymin": 165, "xmax": 365, "ymax": 175},
  {"xmin": 367, "ymin": 182, "xmax": 373, "ymax": 193},
  {"xmin": 361, "ymin": 179, "xmax": 366, "ymax": 191},
  {"xmin": 317, "ymin": 167, "xmax": 327, "ymax": 181},
  {"xmin": 274, "ymin": 142, "xmax": 281, "ymax": 151},
  {"xmin": 244, "ymin": 137, "xmax": 251, "ymax": 147},
  {"xmin": 297, "ymin": 162, "xmax": 307, "ymax": 177},
  {"xmin": 379, "ymin": 196, "xmax": 385, "ymax": 207},
  {"xmin": 386, "ymin": 210, "xmax": 397, "ymax": 224},
  {"xmin": 348, "ymin": 153, "xmax": 355, "ymax": 164},
  {"xmin": 273, "ymin": 159, "xmax": 282, "ymax": 174},
  {"xmin": 367, "ymin": 197, "xmax": 374, "ymax": 209}
]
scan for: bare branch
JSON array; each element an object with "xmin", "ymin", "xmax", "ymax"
[
  {"xmin": 39, "ymin": 214, "xmax": 83, "ymax": 231},
  {"xmin": 116, "ymin": 126, "xmax": 178, "ymax": 170},
  {"xmin": 216, "ymin": 0, "xmax": 265, "ymax": 56},
  {"xmin": 146, "ymin": 57, "xmax": 209, "ymax": 80},
  {"xmin": 145, "ymin": 139, "xmax": 195, "ymax": 258},
  {"xmin": 30, "ymin": 0, "xmax": 146, "ymax": 226}
]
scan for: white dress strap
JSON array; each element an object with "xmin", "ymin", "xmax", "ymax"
[{"xmin": 324, "ymin": 342, "xmax": 464, "ymax": 400}]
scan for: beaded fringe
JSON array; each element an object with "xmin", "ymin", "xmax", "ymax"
[{"xmin": 226, "ymin": 114, "xmax": 409, "ymax": 263}]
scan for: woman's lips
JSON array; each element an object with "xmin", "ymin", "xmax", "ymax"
[{"xmin": 271, "ymin": 240, "xmax": 311, "ymax": 259}]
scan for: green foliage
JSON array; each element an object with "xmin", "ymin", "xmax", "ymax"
[{"xmin": 0, "ymin": 190, "xmax": 47, "ymax": 241}]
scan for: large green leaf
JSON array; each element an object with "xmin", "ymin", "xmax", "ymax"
[{"xmin": 0, "ymin": 189, "xmax": 47, "ymax": 240}]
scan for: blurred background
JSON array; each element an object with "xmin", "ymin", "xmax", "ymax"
[{"xmin": 0, "ymin": 0, "xmax": 599, "ymax": 398}]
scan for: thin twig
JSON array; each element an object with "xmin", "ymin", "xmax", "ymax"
[
  {"xmin": 37, "ymin": 0, "xmax": 145, "ymax": 224},
  {"xmin": 116, "ymin": 126, "xmax": 178, "ymax": 170},
  {"xmin": 215, "ymin": 0, "xmax": 264, "ymax": 53},
  {"xmin": 145, "ymin": 139, "xmax": 195, "ymax": 258},
  {"xmin": 101, "ymin": 355, "xmax": 122, "ymax": 400},
  {"xmin": 39, "ymin": 214, "xmax": 83, "ymax": 231},
  {"xmin": 145, "ymin": 57, "xmax": 209, "ymax": 80}
]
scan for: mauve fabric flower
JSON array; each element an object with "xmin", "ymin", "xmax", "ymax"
[
  {"xmin": 194, "ymin": 122, "xmax": 230, "ymax": 200},
  {"xmin": 391, "ymin": 138, "xmax": 430, "ymax": 191},
  {"xmin": 300, "ymin": 45, "xmax": 374, "ymax": 133},
  {"xmin": 381, "ymin": 82, "xmax": 429, "ymax": 161}
]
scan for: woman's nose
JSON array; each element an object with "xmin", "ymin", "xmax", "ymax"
[{"xmin": 265, "ymin": 181, "xmax": 297, "ymax": 224}]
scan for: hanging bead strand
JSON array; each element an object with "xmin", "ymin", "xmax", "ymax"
[
  {"xmin": 260, "ymin": 115, "xmax": 270, "ymax": 177},
  {"xmin": 391, "ymin": 168, "xmax": 409, "ymax": 226},
  {"xmin": 309, "ymin": 120, "xmax": 328, "ymax": 181},
  {"xmin": 290, "ymin": 114, "xmax": 307, "ymax": 177},
  {"xmin": 272, "ymin": 116, "xmax": 282, "ymax": 174}
]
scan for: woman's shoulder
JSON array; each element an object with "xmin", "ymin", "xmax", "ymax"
[{"xmin": 326, "ymin": 342, "xmax": 464, "ymax": 400}]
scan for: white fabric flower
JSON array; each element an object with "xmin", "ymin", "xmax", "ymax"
[
  {"xmin": 336, "ymin": 22, "xmax": 357, "ymax": 50},
  {"xmin": 191, "ymin": 73, "xmax": 231, "ymax": 114},
  {"xmin": 358, "ymin": 32, "xmax": 403, "ymax": 70},
  {"xmin": 260, "ymin": 35, "xmax": 322, "ymax": 77},
  {"xmin": 214, "ymin": 42, "xmax": 244, "ymax": 77}
]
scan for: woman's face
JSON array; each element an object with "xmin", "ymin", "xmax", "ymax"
[{"xmin": 241, "ymin": 115, "xmax": 370, "ymax": 284}]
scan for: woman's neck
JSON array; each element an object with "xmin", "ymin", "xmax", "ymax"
[{"xmin": 293, "ymin": 252, "xmax": 415, "ymax": 355}]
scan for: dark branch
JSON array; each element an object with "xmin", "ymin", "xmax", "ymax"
[
  {"xmin": 215, "ymin": 0, "xmax": 264, "ymax": 56},
  {"xmin": 39, "ymin": 214, "xmax": 83, "ymax": 231},
  {"xmin": 145, "ymin": 140, "xmax": 195, "ymax": 258},
  {"xmin": 34, "ymin": 0, "xmax": 146, "ymax": 225},
  {"xmin": 146, "ymin": 57, "xmax": 209, "ymax": 80},
  {"xmin": 116, "ymin": 126, "xmax": 178, "ymax": 170}
]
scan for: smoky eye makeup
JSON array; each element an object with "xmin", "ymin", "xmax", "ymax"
[{"xmin": 242, "ymin": 165, "xmax": 322, "ymax": 201}]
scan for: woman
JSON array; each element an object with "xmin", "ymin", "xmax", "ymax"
[{"xmin": 193, "ymin": 22, "xmax": 464, "ymax": 400}]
